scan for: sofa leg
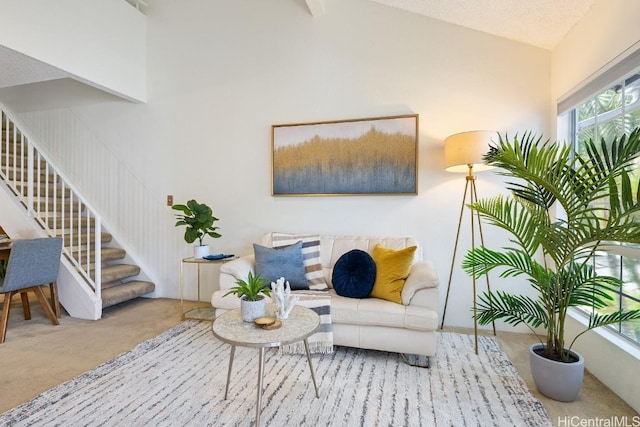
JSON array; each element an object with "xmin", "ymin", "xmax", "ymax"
[{"xmin": 400, "ymin": 353, "xmax": 430, "ymax": 368}]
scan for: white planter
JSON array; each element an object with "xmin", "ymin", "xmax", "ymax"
[
  {"xmin": 529, "ymin": 343, "xmax": 585, "ymax": 402},
  {"xmin": 240, "ymin": 295, "xmax": 266, "ymax": 322},
  {"xmin": 194, "ymin": 244, "xmax": 209, "ymax": 259}
]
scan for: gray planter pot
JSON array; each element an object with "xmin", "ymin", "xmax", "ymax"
[
  {"xmin": 240, "ymin": 295, "xmax": 266, "ymax": 322},
  {"xmin": 529, "ymin": 343, "xmax": 585, "ymax": 402}
]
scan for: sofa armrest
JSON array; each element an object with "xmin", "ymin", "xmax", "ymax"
[
  {"xmin": 401, "ymin": 261, "xmax": 439, "ymax": 305},
  {"xmin": 219, "ymin": 254, "xmax": 255, "ymax": 291}
]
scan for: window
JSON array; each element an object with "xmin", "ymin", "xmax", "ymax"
[{"xmin": 563, "ymin": 70, "xmax": 640, "ymax": 346}]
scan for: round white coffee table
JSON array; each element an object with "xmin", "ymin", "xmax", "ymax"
[{"xmin": 211, "ymin": 305, "xmax": 320, "ymax": 426}]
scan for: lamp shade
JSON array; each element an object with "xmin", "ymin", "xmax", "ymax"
[{"xmin": 444, "ymin": 130, "xmax": 496, "ymax": 173}]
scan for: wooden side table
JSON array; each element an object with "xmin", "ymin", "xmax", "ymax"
[{"xmin": 179, "ymin": 256, "xmax": 236, "ymax": 321}]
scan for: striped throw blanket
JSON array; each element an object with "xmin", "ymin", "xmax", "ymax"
[
  {"xmin": 271, "ymin": 233, "xmax": 329, "ymax": 291},
  {"xmin": 280, "ymin": 290, "xmax": 333, "ymax": 354}
]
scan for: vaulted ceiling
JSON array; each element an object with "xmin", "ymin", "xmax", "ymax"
[
  {"xmin": 0, "ymin": 1, "xmax": 598, "ymax": 94},
  {"xmin": 307, "ymin": 0, "xmax": 597, "ymax": 50}
]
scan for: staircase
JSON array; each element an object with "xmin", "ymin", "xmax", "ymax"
[{"xmin": 0, "ymin": 110, "xmax": 155, "ymax": 314}]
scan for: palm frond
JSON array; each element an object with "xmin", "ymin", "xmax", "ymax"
[
  {"xmin": 607, "ymin": 168, "xmax": 640, "ymax": 221},
  {"xmin": 475, "ymin": 291, "xmax": 549, "ymax": 330},
  {"xmin": 469, "ymin": 196, "xmax": 542, "ymax": 256},
  {"xmin": 588, "ymin": 309, "xmax": 640, "ymax": 330},
  {"xmin": 559, "ymin": 262, "xmax": 621, "ymax": 308},
  {"xmin": 462, "ymin": 246, "xmax": 540, "ymax": 280}
]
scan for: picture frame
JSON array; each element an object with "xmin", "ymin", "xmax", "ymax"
[{"xmin": 272, "ymin": 114, "xmax": 418, "ymax": 196}]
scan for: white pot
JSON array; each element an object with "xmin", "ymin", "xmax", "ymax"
[
  {"xmin": 194, "ymin": 244, "xmax": 209, "ymax": 259},
  {"xmin": 529, "ymin": 343, "xmax": 585, "ymax": 402},
  {"xmin": 241, "ymin": 295, "xmax": 266, "ymax": 322}
]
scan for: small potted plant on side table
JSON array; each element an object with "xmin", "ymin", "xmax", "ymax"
[
  {"xmin": 172, "ymin": 199, "xmax": 221, "ymax": 259},
  {"xmin": 224, "ymin": 272, "xmax": 271, "ymax": 322}
]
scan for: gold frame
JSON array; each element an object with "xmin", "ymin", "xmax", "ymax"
[{"xmin": 271, "ymin": 114, "xmax": 418, "ymax": 196}]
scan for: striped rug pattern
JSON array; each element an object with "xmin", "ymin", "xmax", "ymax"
[{"xmin": 1, "ymin": 322, "xmax": 552, "ymax": 426}]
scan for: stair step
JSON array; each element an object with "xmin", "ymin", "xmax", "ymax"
[
  {"xmin": 102, "ymin": 247, "xmax": 127, "ymax": 261},
  {"xmin": 33, "ymin": 200, "xmax": 83, "ymax": 213},
  {"xmin": 101, "ymin": 281, "xmax": 155, "ymax": 309},
  {"xmin": 42, "ymin": 215, "xmax": 95, "ymax": 229},
  {"xmin": 3, "ymin": 168, "xmax": 56, "ymax": 181},
  {"xmin": 0, "ymin": 156, "xmax": 47, "ymax": 169},
  {"xmin": 61, "ymin": 231, "xmax": 112, "ymax": 246},
  {"xmin": 99, "ymin": 264, "xmax": 141, "ymax": 283},
  {"xmin": 70, "ymin": 247, "xmax": 126, "ymax": 264},
  {"xmin": 14, "ymin": 183, "xmax": 72, "ymax": 197}
]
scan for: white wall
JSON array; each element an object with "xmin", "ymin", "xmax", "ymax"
[
  {"xmin": 8, "ymin": 0, "xmax": 550, "ymax": 328},
  {"xmin": 0, "ymin": 0, "xmax": 146, "ymax": 102},
  {"xmin": 551, "ymin": 0, "xmax": 640, "ymax": 413}
]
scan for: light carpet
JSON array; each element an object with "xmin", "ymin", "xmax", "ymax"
[{"xmin": 0, "ymin": 321, "xmax": 552, "ymax": 426}]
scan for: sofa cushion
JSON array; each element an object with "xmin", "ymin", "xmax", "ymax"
[
  {"xmin": 331, "ymin": 291, "xmax": 437, "ymax": 331},
  {"xmin": 370, "ymin": 244, "xmax": 417, "ymax": 304},
  {"xmin": 253, "ymin": 242, "xmax": 308, "ymax": 290},
  {"xmin": 271, "ymin": 233, "xmax": 329, "ymax": 290},
  {"xmin": 332, "ymin": 249, "xmax": 376, "ymax": 298}
]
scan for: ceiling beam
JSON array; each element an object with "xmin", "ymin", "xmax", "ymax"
[{"xmin": 305, "ymin": 0, "xmax": 325, "ymax": 17}]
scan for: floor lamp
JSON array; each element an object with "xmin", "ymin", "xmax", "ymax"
[{"xmin": 439, "ymin": 130, "xmax": 496, "ymax": 354}]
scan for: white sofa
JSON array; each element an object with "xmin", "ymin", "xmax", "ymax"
[{"xmin": 211, "ymin": 233, "xmax": 440, "ymax": 358}]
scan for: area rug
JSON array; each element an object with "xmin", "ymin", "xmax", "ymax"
[{"xmin": 0, "ymin": 322, "xmax": 552, "ymax": 426}]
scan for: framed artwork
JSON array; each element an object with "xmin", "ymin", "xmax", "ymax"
[{"xmin": 272, "ymin": 114, "xmax": 418, "ymax": 196}]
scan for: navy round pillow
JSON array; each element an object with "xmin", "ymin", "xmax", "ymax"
[{"xmin": 332, "ymin": 249, "xmax": 376, "ymax": 298}]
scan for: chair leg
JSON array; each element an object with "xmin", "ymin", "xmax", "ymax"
[
  {"xmin": 49, "ymin": 282, "xmax": 60, "ymax": 318},
  {"xmin": 32, "ymin": 286, "xmax": 59, "ymax": 326},
  {"xmin": 0, "ymin": 293, "xmax": 12, "ymax": 343},
  {"xmin": 20, "ymin": 292, "xmax": 32, "ymax": 320}
]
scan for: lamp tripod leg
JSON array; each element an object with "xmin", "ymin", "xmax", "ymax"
[
  {"xmin": 441, "ymin": 171, "xmax": 495, "ymax": 355},
  {"xmin": 440, "ymin": 179, "xmax": 471, "ymax": 330},
  {"xmin": 470, "ymin": 179, "xmax": 497, "ymax": 338}
]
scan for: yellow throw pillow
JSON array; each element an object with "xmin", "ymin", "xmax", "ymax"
[{"xmin": 369, "ymin": 244, "xmax": 417, "ymax": 304}]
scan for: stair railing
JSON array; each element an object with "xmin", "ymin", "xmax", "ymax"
[{"xmin": 0, "ymin": 109, "xmax": 102, "ymax": 298}]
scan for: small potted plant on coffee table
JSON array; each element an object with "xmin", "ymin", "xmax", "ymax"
[{"xmin": 224, "ymin": 272, "xmax": 272, "ymax": 322}]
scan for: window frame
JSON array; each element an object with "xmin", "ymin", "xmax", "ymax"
[{"xmin": 561, "ymin": 65, "xmax": 640, "ymax": 348}]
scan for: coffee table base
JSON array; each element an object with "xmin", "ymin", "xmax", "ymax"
[{"xmin": 223, "ymin": 338, "xmax": 320, "ymax": 426}]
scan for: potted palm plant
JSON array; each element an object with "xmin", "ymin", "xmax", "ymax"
[
  {"xmin": 462, "ymin": 130, "xmax": 640, "ymax": 402},
  {"xmin": 172, "ymin": 199, "xmax": 221, "ymax": 258},
  {"xmin": 224, "ymin": 272, "xmax": 272, "ymax": 322}
]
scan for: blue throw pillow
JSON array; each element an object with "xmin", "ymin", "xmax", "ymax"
[
  {"xmin": 332, "ymin": 249, "xmax": 376, "ymax": 298},
  {"xmin": 253, "ymin": 241, "xmax": 309, "ymax": 290}
]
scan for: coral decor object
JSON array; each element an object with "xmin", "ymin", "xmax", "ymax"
[{"xmin": 271, "ymin": 277, "xmax": 299, "ymax": 320}]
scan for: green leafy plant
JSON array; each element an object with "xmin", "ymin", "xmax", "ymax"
[
  {"xmin": 462, "ymin": 130, "xmax": 640, "ymax": 362},
  {"xmin": 223, "ymin": 272, "xmax": 271, "ymax": 301},
  {"xmin": 172, "ymin": 199, "xmax": 221, "ymax": 246}
]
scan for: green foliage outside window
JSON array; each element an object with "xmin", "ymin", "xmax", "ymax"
[{"xmin": 573, "ymin": 73, "xmax": 640, "ymax": 344}]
